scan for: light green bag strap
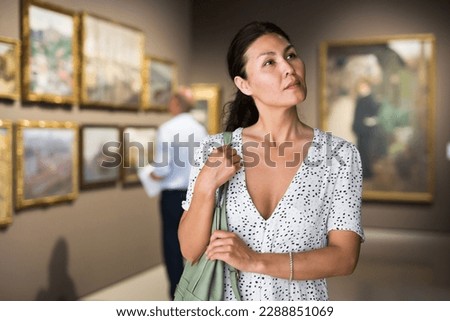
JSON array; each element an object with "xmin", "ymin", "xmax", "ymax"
[
  {"xmin": 218, "ymin": 131, "xmax": 232, "ymax": 209},
  {"xmin": 223, "ymin": 131, "xmax": 232, "ymax": 144},
  {"xmin": 219, "ymin": 131, "xmax": 241, "ymax": 300},
  {"xmin": 216, "ymin": 131, "xmax": 232, "ymax": 209}
]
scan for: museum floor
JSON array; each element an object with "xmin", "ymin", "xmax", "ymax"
[{"xmin": 82, "ymin": 228, "xmax": 450, "ymax": 301}]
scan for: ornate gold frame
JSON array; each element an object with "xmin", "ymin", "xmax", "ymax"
[
  {"xmin": 0, "ymin": 120, "xmax": 13, "ymax": 227},
  {"xmin": 21, "ymin": 0, "xmax": 79, "ymax": 104},
  {"xmin": 142, "ymin": 56, "xmax": 177, "ymax": 111},
  {"xmin": 121, "ymin": 125, "xmax": 157, "ymax": 185},
  {"xmin": 80, "ymin": 12, "xmax": 145, "ymax": 110},
  {"xmin": 0, "ymin": 37, "xmax": 20, "ymax": 100},
  {"xmin": 319, "ymin": 34, "xmax": 436, "ymax": 203},
  {"xmin": 79, "ymin": 124, "xmax": 121, "ymax": 189},
  {"xmin": 15, "ymin": 120, "xmax": 79, "ymax": 209},
  {"xmin": 191, "ymin": 83, "xmax": 222, "ymax": 134}
]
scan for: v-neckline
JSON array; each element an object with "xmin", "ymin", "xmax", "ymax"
[{"xmin": 238, "ymin": 127, "xmax": 316, "ymax": 221}]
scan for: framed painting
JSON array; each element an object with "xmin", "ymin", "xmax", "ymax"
[
  {"xmin": 21, "ymin": 0, "xmax": 79, "ymax": 104},
  {"xmin": 80, "ymin": 125, "xmax": 121, "ymax": 189},
  {"xmin": 190, "ymin": 83, "xmax": 221, "ymax": 134},
  {"xmin": 319, "ymin": 34, "xmax": 436, "ymax": 203},
  {"xmin": 0, "ymin": 120, "xmax": 13, "ymax": 227},
  {"xmin": 0, "ymin": 37, "xmax": 20, "ymax": 100},
  {"xmin": 142, "ymin": 56, "xmax": 177, "ymax": 111},
  {"xmin": 80, "ymin": 12, "xmax": 145, "ymax": 110},
  {"xmin": 15, "ymin": 120, "xmax": 79, "ymax": 209},
  {"xmin": 121, "ymin": 126, "xmax": 157, "ymax": 184}
]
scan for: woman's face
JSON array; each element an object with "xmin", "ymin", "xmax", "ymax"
[{"xmin": 237, "ymin": 33, "xmax": 307, "ymax": 110}]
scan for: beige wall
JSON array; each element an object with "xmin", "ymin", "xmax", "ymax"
[
  {"xmin": 191, "ymin": 0, "xmax": 450, "ymax": 231},
  {"xmin": 0, "ymin": 0, "xmax": 191, "ymax": 300}
]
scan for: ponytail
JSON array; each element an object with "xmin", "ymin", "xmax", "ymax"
[{"xmin": 223, "ymin": 91, "xmax": 259, "ymax": 132}]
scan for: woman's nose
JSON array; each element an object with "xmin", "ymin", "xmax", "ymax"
[{"xmin": 283, "ymin": 60, "xmax": 295, "ymax": 77}]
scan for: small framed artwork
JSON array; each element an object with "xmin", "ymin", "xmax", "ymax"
[
  {"xmin": 319, "ymin": 34, "xmax": 436, "ymax": 203},
  {"xmin": 143, "ymin": 56, "xmax": 177, "ymax": 111},
  {"xmin": 21, "ymin": 0, "xmax": 79, "ymax": 104},
  {"xmin": 80, "ymin": 12, "xmax": 145, "ymax": 109},
  {"xmin": 0, "ymin": 37, "xmax": 20, "ymax": 100},
  {"xmin": 190, "ymin": 83, "xmax": 221, "ymax": 134},
  {"xmin": 121, "ymin": 126, "xmax": 157, "ymax": 184},
  {"xmin": 0, "ymin": 120, "xmax": 13, "ymax": 227},
  {"xmin": 15, "ymin": 120, "xmax": 79, "ymax": 209},
  {"xmin": 80, "ymin": 125, "xmax": 121, "ymax": 189}
]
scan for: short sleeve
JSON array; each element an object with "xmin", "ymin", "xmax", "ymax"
[
  {"xmin": 181, "ymin": 135, "xmax": 221, "ymax": 211},
  {"xmin": 327, "ymin": 143, "xmax": 365, "ymax": 241}
]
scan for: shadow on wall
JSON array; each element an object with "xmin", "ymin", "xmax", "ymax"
[{"xmin": 36, "ymin": 238, "xmax": 78, "ymax": 300}]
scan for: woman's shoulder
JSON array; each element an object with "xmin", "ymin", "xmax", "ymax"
[
  {"xmin": 312, "ymin": 128, "xmax": 360, "ymax": 158},
  {"xmin": 313, "ymin": 128, "xmax": 355, "ymax": 146},
  {"xmin": 193, "ymin": 128, "xmax": 242, "ymax": 165},
  {"xmin": 200, "ymin": 127, "xmax": 243, "ymax": 146}
]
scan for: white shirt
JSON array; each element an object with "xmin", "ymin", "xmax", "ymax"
[
  {"xmin": 152, "ymin": 113, "xmax": 207, "ymax": 190},
  {"xmin": 182, "ymin": 127, "xmax": 364, "ymax": 301}
]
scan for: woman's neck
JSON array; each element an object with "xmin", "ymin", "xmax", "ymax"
[{"xmin": 246, "ymin": 106, "xmax": 308, "ymax": 143}]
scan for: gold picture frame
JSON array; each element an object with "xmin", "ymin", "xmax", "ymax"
[
  {"xmin": 79, "ymin": 124, "xmax": 121, "ymax": 189},
  {"xmin": 0, "ymin": 37, "xmax": 20, "ymax": 100},
  {"xmin": 121, "ymin": 125, "xmax": 157, "ymax": 185},
  {"xmin": 80, "ymin": 12, "xmax": 145, "ymax": 110},
  {"xmin": 319, "ymin": 34, "xmax": 436, "ymax": 203},
  {"xmin": 142, "ymin": 56, "xmax": 177, "ymax": 111},
  {"xmin": 0, "ymin": 120, "xmax": 13, "ymax": 227},
  {"xmin": 15, "ymin": 120, "xmax": 79, "ymax": 209},
  {"xmin": 21, "ymin": 0, "xmax": 79, "ymax": 104},
  {"xmin": 190, "ymin": 83, "xmax": 221, "ymax": 134}
]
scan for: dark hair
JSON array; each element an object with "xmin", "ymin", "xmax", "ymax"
[{"xmin": 223, "ymin": 21, "xmax": 291, "ymax": 132}]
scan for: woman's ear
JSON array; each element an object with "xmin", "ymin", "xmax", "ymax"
[{"xmin": 234, "ymin": 76, "xmax": 252, "ymax": 96}]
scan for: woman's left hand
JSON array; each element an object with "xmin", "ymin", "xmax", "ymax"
[{"xmin": 205, "ymin": 230, "xmax": 258, "ymax": 272}]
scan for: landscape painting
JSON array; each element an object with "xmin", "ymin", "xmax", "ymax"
[{"xmin": 15, "ymin": 120, "xmax": 79, "ymax": 209}]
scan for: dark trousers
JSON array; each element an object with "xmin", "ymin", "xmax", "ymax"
[{"xmin": 160, "ymin": 189, "xmax": 186, "ymax": 300}]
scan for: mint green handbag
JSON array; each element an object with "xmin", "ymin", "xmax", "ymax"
[{"xmin": 174, "ymin": 132, "xmax": 241, "ymax": 301}]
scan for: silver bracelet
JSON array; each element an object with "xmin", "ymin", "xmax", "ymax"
[{"xmin": 289, "ymin": 252, "xmax": 293, "ymax": 282}]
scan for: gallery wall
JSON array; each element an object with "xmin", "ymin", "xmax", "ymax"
[
  {"xmin": 0, "ymin": 0, "xmax": 192, "ymax": 300},
  {"xmin": 190, "ymin": 0, "xmax": 450, "ymax": 232}
]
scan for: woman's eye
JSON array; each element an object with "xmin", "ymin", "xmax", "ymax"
[
  {"xmin": 286, "ymin": 52, "xmax": 297, "ymax": 60},
  {"xmin": 263, "ymin": 59, "xmax": 275, "ymax": 66}
]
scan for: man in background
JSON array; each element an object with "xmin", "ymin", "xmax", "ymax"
[{"xmin": 150, "ymin": 87, "xmax": 207, "ymax": 299}]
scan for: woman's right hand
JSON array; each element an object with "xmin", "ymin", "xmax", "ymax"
[
  {"xmin": 195, "ymin": 145, "xmax": 241, "ymax": 192},
  {"xmin": 179, "ymin": 144, "xmax": 241, "ymax": 263}
]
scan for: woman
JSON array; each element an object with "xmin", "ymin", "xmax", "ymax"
[{"xmin": 178, "ymin": 21, "xmax": 364, "ymax": 300}]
